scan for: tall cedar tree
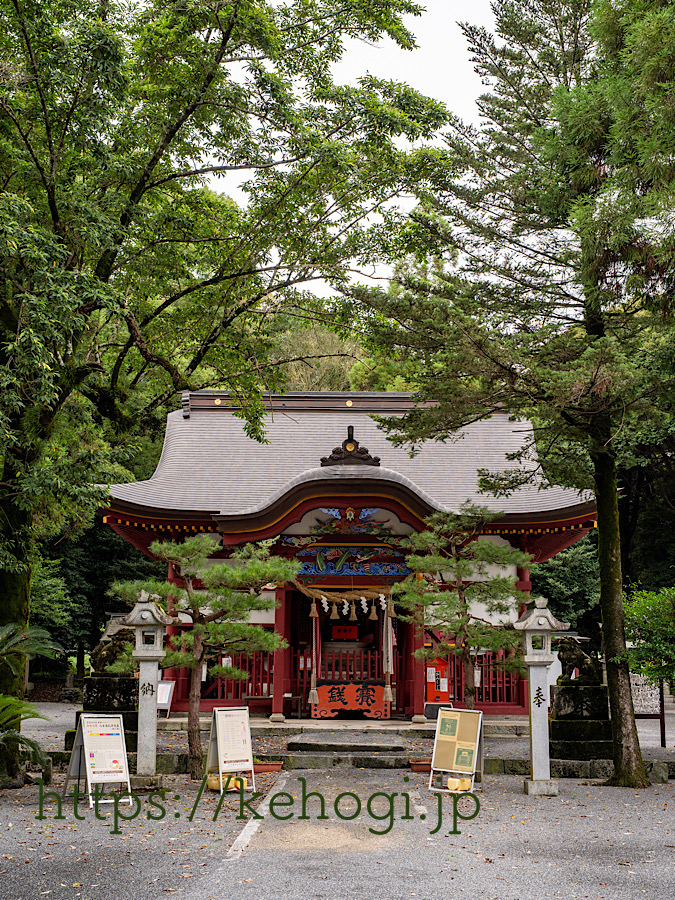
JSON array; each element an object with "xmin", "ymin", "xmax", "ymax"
[
  {"xmin": 110, "ymin": 534, "xmax": 298, "ymax": 779},
  {"xmin": 0, "ymin": 0, "xmax": 448, "ymax": 706},
  {"xmin": 393, "ymin": 508, "xmax": 531, "ymax": 708},
  {"xmin": 352, "ymin": 0, "xmax": 675, "ymax": 786}
]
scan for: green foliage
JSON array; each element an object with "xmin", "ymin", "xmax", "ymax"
[
  {"xmin": 39, "ymin": 521, "xmax": 166, "ymax": 652},
  {"xmin": 0, "ymin": 624, "xmax": 62, "ymax": 679},
  {"xmin": 531, "ymin": 534, "xmax": 601, "ymax": 641},
  {"xmin": 0, "ymin": 621, "xmax": 57, "ymax": 777},
  {"xmin": 29, "ymin": 553, "xmax": 79, "ymax": 653},
  {"xmin": 625, "ymin": 587, "xmax": 675, "ymax": 685},
  {"xmin": 0, "ymin": 695, "xmax": 48, "ymax": 769},
  {"xmin": 393, "ymin": 506, "xmax": 531, "ymax": 705},
  {"xmin": 104, "ymin": 642, "xmax": 136, "ymax": 676},
  {"xmin": 0, "ymin": 0, "xmax": 448, "ymax": 642},
  {"xmin": 268, "ymin": 324, "xmax": 360, "ymax": 391},
  {"xmin": 352, "ymin": 0, "xmax": 674, "ymax": 476}
]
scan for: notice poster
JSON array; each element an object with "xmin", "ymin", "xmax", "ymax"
[
  {"xmin": 157, "ymin": 681, "xmax": 175, "ymax": 715},
  {"xmin": 82, "ymin": 716, "xmax": 128, "ymax": 783},
  {"xmin": 216, "ymin": 707, "xmax": 253, "ymax": 771},
  {"xmin": 205, "ymin": 707, "xmax": 255, "ymax": 792},
  {"xmin": 430, "ymin": 707, "xmax": 482, "ymax": 791},
  {"xmin": 453, "ymin": 743, "xmax": 476, "ymax": 773},
  {"xmin": 61, "ymin": 714, "xmax": 132, "ymax": 807}
]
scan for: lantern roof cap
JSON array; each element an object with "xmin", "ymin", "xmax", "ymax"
[
  {"xmin": 514, "ymin": 596, "xmax": 569, "ymax": 633},
  {"xmin": 124, "ymin": 592, "xmax": 173, "ymax": 627}
]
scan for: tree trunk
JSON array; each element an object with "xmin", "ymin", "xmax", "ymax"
[
  {"xmin": 0, "ymin": 498, "xmax": 32, "ymax": 785},
  {"xmin": 187, "ymin": 631, "xmax": 204, "ymax": 780},
  {"xmin": 461, "ymin": 646, "xmax": 476, "ymax": 710},
  {"xmin": 76, "ymin": 642, "xmax": 85, "ymax": 680},
  {"xmin": 592, "ymin": 447, "xmax": 649, "ymax": 787}
]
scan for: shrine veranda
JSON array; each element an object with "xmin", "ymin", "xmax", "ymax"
[{"xmin": 104, "ymin": 392, "xmax": 596, "ymax": 720}]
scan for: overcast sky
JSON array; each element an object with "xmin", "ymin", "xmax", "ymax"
[{"xmin": 335, "ymin": 1, "xmax": 496, "ymax": 123}]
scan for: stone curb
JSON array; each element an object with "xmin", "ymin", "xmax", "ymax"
[
  {"xmin": 156, "ymin": 722, "xmax": 529, "ymax": 737},
  {"xmin": 45, "ymin": 751, "xmax": 675, "ymax": 779}
]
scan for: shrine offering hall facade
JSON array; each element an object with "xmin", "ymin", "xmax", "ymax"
[{"xmin": 105, "ymin": 392, "xmax": 596, "ymax": 720}]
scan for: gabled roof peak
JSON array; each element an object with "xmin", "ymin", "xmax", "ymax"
[{"xmin": 321, "ymin": 425, "xmax": 380, "ymax": 467}]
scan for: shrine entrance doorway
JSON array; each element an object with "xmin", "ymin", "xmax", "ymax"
[{"xmin": 286, "ymin": 588, "xmax": 418, "ymax": 720}]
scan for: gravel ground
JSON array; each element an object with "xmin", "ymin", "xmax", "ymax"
[
  {"xmin": 0, "ymin": 770, "xmax": 279, "ymax": 900},
  {"xmin": 0, "ymin": 769, "xmax": 672, "ymax": 900}
]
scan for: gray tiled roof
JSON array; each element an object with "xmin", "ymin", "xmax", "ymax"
[{"xmin": 108, "ymin": 395, "xmax": 591, "ymax": 517}]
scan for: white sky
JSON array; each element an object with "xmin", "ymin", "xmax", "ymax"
[
  {"xmin": 217, "ymin": 1, "xmax": 495, "ymax": 201},
  {"xmin": 334, "ymin": 0, "xmax": 496, "ymax": 123},
  {"xmin": 212, "ymin": 1, "xmax": 496, "ymax": 291}
]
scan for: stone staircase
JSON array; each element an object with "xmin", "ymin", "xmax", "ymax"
[{"xmin": 268, "ymin": 732, "xmax": 412, "ymax": 769}]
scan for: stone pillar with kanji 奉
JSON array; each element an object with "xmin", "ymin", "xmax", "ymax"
[
  {"xmin": 125, "ymin": 593, "xmax": 173, "ymax": 790},
  {"xmin": 514, "ymin": 596, "xmax": 569, "ymax": 797}
]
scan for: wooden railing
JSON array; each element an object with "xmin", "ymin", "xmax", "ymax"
[
  {"xmin": 202, "ymin": 651, "xmax": 273, "ymax": 701},
  {"xmin": 443, "ymin": 651, "xmax": 522, "ymax": 706},
  {"xmin": 320, "ymin": 649, "xmax": 382, "ymax": 682},
  {"xmin": 292, "ymin": 649, "xmax": 403, "ymax": 713}
]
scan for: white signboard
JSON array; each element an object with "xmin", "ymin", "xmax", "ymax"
[
  {"xmin": 62, "ymin": 714, "xmax": 132, "ymax": 808},
  {"xmin": 630, "ymin": 674, "xmax": 660, "ymax": 714},
  {"xmin": 205, "ymin": 707, "xmax": 255, "ymax": 792},
  {"xmin": 157, "ymin": 680, "xmax": 175, "ymax": 716}
]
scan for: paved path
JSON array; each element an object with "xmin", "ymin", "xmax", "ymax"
[
  {"xmin": 0, "ymin": 769, "xmax": 672, "ymax": 900},
  {"xmin": 184, "ymin": 770, "xmax": 675, "ymax": 900}
]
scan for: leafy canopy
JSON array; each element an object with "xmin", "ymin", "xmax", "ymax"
[
  {"xmin": 625, "ymin": 587, "xmax": 675, "ymax": 685},
  {"xmin": 0, "ymin": 0, "xmax": 449, "ymax": 581}
]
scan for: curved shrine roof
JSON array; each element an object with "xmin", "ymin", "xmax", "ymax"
[{"xmin": 107, "ymin": 392, "xmax": 593, "ymax": 526}]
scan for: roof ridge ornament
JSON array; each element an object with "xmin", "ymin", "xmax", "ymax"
[{"xmin": 320, "ymin": 425, "xmax": 380, "ymax": 467}]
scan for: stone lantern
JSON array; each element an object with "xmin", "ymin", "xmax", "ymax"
[
  {"xmin": 124, "ymin": 592, "xmax": 173, "ymax": 787},
  {"xmin": 514, "ymin": 596, "xmax": 569, "ymax": 796}
]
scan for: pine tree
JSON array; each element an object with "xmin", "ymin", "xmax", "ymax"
[
  {"xmin": 393, "ymin": 507, "xmax": 531, "ymax": 709},
  {"xmin": 110, "ymin": 535, "xmax": 298, "ymax": 779}
]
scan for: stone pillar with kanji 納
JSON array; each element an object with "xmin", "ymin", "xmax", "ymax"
[
  {"xmin": 514, "ymin": 596, "xmax": 569, "ymax": 797},
  {"xmin": 125, "ymin": 594, "xmax": 173, "ymax": 790}
]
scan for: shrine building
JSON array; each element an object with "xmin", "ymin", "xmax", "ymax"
[{"xmin": 104, "ymin": 392, "xmax": 596, "ymax": 721}]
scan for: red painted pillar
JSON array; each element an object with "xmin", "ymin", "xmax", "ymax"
[
  {"xmin": 410, "ymin": 613, "xmax": 426, "ymax": 720},
  {"xmin": 271, "ymin": 584, "xmax": 291, "ymax": 720}
]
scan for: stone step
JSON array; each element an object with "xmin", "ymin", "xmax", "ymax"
[
  {"xmin": 42, "ymin": 750, "xmax": 675, "ymax": 780},
  {"xmin": 550, "ymin": 740, "xmax": 615, "ymax": 761},
  {"xmin": 287, "ymin": 733, "xmax": 408, "ymax": 753},
  {"xmin": 273, "ymin": 752, "xmax": 413, "ymax": 770}
]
